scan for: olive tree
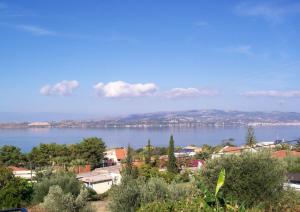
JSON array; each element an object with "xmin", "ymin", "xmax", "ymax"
[{"xmin": 202, "ymin": 151, "xmax": 287, "ymax": 208}]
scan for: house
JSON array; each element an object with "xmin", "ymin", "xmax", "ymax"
[
  {"xmin": 104, "ymin": 147, "xmax": 127, "ymax": 164},
  {"xmin": 212, "ymin": 146, "xmax": 242, "ymax": 158},
  {"xmin": 28, "ymin": 122, "xmax": 51, "ymax": 127},
  {"xmin": 272, "ymin": 150, "xmax": 300, "ymax": 159},
  {"xmin": 77, "ymin": 165, "xmax": 121, "ymax": 194},
  {"xmin": 175, "ymin": 146, "xmax": 202, "ymax": 157},
  {"xmin": 183, "ymin": 145, "xmax": 202, "ymax": 153},
  {"xmin": 255, "ymin": 141, "xmax": 275, "ymax": 149},
  {"xmin": 8, "ymin": 166, "xmax": 35, "ymax": 180}
]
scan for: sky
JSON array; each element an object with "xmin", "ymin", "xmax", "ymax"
[{"xmin": 1, "ymin": 0, "xmax": 300, "ymax": 117}]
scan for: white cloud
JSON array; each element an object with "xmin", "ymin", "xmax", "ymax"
[
  {"xmin": 164, "ymin": 88, "xmax": 219, "ymax": 98},
  {"xmin": 40, "ymin": 80, "xmax": 79, "ymax": 96},
  {"xmin": 223, "ymin": 45, "xmax": 253, "ymax": 55},
  {"xmin": 16, "ymin": 25, "xmax": 57, "ymax": 36},
  {"xmin": 243, "ymin": 90, "xmax": 300, "ymax": 98},
  {"xmin": 234, "ymin": 2, "xmax": 300, "ymax": 24},
  {"xmin": 94, "ymin": 81, "xmax": 158, "ymax": 98}
]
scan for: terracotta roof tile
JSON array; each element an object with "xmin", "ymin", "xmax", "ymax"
[{"xmin": 115, "ymin": 148, "xmax": 127, "ymax": 160}]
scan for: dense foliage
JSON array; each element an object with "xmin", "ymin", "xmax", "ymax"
[
  {"xmin": 0, "ymin": 145, "xmax": 25, "ymax": 166},
  {"xmin": 202, "ymin": 151, "xmax": 287, "ymax": 208},
  {"xmin": 39, "ymin": 185, "xmax": 91, "ymax": 212},
  {"xmin": 28, "ymin": 137, "xmax": 106, "ymax": 168},
  {"xmin": 285, "ymin": 156, "xmax": 300, "ymax": 173},
  {"xmin": 0, "ymin": 166, "xmax": 33, "ymax": 209},
  {"xmin": 167, "ymin": 135, "xmax": 178, "ymax": 174},
  {"xmin": 33, "ymin": 171, "xmax": 83, "ymax": 203}
]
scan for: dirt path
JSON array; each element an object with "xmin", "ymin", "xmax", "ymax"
[{"xmin": 90, "ymin": 199, "xmax": 110, "ymax": 212}]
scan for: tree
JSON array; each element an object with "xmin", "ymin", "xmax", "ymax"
[
  {"xmin": 202, "ymin": 152, "xmax": 287, "ymax": 208},
  {"xmin": 123, "ymin": 144, "xmax": 138, "ymax": 178},
  {"xmin": 167, "ymin": 135, "xmax": 178, "ymax": 174},
  {"xmin": 77, "ymin": 137, "xmax": 106, "ymax": 167},
  {"xmin": 32, "ymin": 171, "xmax": 82, "ymax": 203},
  {"xmin": 246, "ymin": 126, "xmax": 256, "ymax": 147},
  {"xmin": 221, "ymin": 138, "xmax": 236, "ymax": 147},
  {"xmin": 29, "ymin": 143, "xmax": 70, "ymax": 167},
  {"xmin": 295, "ymin": 140, "xmax": 300, "ymax": 151},
  {"xmin": 145, "ymin": 139, "xmax": 152, "ymax": 165},
  {"xmin": 0, "ymin": 145, "xmax": 25, "ymax": 166},
  {"xmin": 40, "ymin": 185, "xmax": 90, "ymax": 212},
  {"xmin": 0, "ymin": 166, "xmax": 33, "ymax": 209},
  {"xmin": 109, "ymin": 176, "xmax": 141, "ymax": 212}
]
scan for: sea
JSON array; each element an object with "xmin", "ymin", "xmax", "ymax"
[{"xmin": 0, "ymin": 126, "xmax": 300, "ymax": 152}]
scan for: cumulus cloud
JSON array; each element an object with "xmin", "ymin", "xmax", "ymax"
[
  {"xmin": 243, "ymin": 90, "xmax": 300, "ymax": 98},
  {"xmin": 94, "ymin": 81, "xmax": 158, "ymax": 98},
  {"xmin": 164, "ymin": 88, "xmax": 219, "ymax": 98},
  {"xmin": 40, "ymin": 80, "xmax": 79, "ymax": 96}
]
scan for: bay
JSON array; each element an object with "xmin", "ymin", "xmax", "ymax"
[{"xmin": 0, "ymin": 126, "xmax": 300, "ymax": 152}]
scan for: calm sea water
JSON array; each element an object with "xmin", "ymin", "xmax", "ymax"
[{"xmin": 0, "ymin": 127, "xmax": 300, "ymax": 152}]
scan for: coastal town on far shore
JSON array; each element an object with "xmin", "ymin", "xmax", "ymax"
[{"xmin": 2, "ymin": 110, "xmax": 300, "ymax": 129}]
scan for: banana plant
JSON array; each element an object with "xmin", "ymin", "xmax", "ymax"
[{"xmin": 215, "ymin": 168, "xmax": 225, "ymax": 197}]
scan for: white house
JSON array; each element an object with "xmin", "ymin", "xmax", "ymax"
[
  {"xmin": 9, "ymin": 166, "xmax": 35, "ymax": 180},
  {"xmin": 77, "ymin": 165, "xmax": 121, "ymax": 194}
]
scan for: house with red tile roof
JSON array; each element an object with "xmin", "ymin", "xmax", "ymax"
[{"xmin": 104, "ymin": 147, "xmax": 127, "ymax": 164}]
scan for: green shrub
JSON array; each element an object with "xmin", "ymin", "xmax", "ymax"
[
  {"xmin": 33, "ymin": 171, "xmax": 82, "ymax": 203},
  {"xmin": 39, "ymin": 185, "xmax": 92, "ymax": 212},
  {"xmin": 109, "ymin": 176, "xmax": 141, "ymax": 212},
  {"xmin": 168, "ymin": 182, "xmax": 196, "ymax": 201},
  {"xmin": 284, "ymin": 156, "xmax": 300, "ymax": 173},
  {"xmin": 202, "ymin": 151, "xmax": 287, "ymax": 208},
  {"xmin": 140, "ymin": 177, "xmax": 169, "ymax": 204},
  {"xmin": 274, "ymin": 187, "xmax": 300, "ymax": 211},
  {"xmin": 0, "ymin": 166, "xmax": 33, "ymax": 209}
]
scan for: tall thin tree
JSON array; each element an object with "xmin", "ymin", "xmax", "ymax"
[
  {"xmin": 123, "ymin": 144, "xmax": 138, "ymax": 178},
  {"xmin": 145, "ymin": 139, "xmax": 151, "ymax": 165},
  {"xmin": 167, "ymin": 135, "xmax": 178, "ymax": 173},
  {"xmin": 246, "ymin": 126, "xmax": 256, "ymax": 148}
]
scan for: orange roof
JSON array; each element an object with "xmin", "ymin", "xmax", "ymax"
[
  {"xmin": 272, "ymin": 150, "xmax": 300, "ymax": 158},
  {"xmin": 222, "ymin": 146, "xmax": 241, "ymax": 154},
  {"xmin": 8, "ymin": 166, "xmax": 29, "ymax": 172},
  {"xmin": 115, "ymin": 148, "xmax": 127, "ymax": 160}
]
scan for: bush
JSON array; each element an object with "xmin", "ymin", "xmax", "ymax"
[
  {"xmin": 202, "ymin": 151, "xmax": 287, "ymax": 208},
  {"xmin": 168, "ymin": 182, "xmax": 196, "ymax": 201},
  {"xmin": 0, "ymin": 166, "xmax": 33, "ymax": 209},
  {"xmin": 284, "ymin": 156, "xmax": 300, "ymax": 173},
  {"xmin": 39, "ymin": 185, "xmax": 92, "ymax": 212},
  {"xmin": 109, "ymin": 176, "xmax": 141, "ymax": 212},
  {"xmin": 140, "ymin": 177, "xmax": 169, "ymax": 204},
  {"xmin": 33, "ymin": 171, "xmax": 82, "ymax": 203},
  {"xmin": 274, "ymin": 187, "xmax": 300, "ymax": 211}
]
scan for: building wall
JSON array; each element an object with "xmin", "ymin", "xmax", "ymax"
[{"xmin": 88, "ymin": 180, "xmax": 113, "ymax": 194}]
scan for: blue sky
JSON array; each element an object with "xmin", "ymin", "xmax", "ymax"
[{"xmin": 1, "ymin": 0, "xmax": 300, "ymax": 116}]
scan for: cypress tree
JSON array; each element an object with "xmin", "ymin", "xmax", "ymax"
[
  {"xmin": 246, "ymin": 126, "xmax": 256, "ymax": 148},
  {"xmin": 167, "ymin": 135, "xmax": 178, "ymax": 173},
  {"xmin": 145, "ymin": 139, "xmax": 151, "ymax": 165},
  {"xmin": 123, "ymin": 144, "xmax": 138, "ymax": 178}
]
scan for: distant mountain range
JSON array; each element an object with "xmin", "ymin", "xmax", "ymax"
[
  {"xmin": 117, "ymin": 110, "xmax": 300, "ymax": 126},
  {"xmin": 2, "ymin": 110, "xmax": 300, "ymax": 128}
]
